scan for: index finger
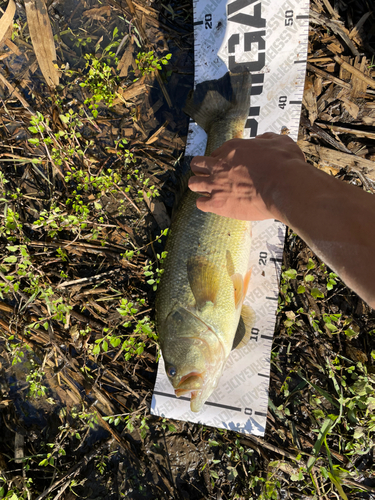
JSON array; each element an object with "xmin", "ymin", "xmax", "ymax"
[{"xmin": 190, "ymin": 156, "xmax": 214, "ymax": 175}]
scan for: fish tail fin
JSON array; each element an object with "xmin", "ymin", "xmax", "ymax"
[{"xmin": 183, "ymin": 66, "xmax": 252, "ymax": 134}]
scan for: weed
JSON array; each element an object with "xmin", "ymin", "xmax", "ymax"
[
  {"xmin": 80, "ymin": 54, "xmax": 119, "ymax": 117},
  {"xmin": 143, "ymin": 250, "xmax": 167, "ymax": 291},
  {"xmin": 0, "ymin": 475, "xmax": 33, "ymax": 499},
  {"xmin": 134, "ymin": 50, "xmax": 172, "ymax": 80},
  {"xmin": 26, "ymin": 360, "xmax": 49, "ymax": 400}
]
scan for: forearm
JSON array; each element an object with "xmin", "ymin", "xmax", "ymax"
[
  {"xmin": 272, "ymin": 160, "xmax": 375, "ymax": 308},
  {"xmin": 188, "ymin": 134, "xmax": 375, "ymax": 307}
]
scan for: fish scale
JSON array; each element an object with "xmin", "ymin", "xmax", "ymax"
[{"xmin": 157, "ymin": 192, "xmax": 252, "ymax": 357}]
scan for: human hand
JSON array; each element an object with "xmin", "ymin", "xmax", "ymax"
[{"xmin": 188, "ymin": 133, "xmax": 306, "ymax": 221}]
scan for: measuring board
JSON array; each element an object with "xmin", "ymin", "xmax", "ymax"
[{"xmin": 151, "ymin": 0, "xmax": 309, "ymax": 436}]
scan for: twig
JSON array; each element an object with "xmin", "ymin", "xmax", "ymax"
[
  {"xmin": 334, "ymin": 55, "xmax": 375, "ymax": 89},
  {"xmin": 0, "ymin": 71, "xmax": 34, "ymax": 113},
  {"xmin": 306, "ymin": 63, "xmax": 351, "ymax": 90},
  {"xmin": 316, "ymin": 122, "xmax": 375, "ymax": 141},
  {"xmin": 94, "ymin": 409, "xmax": 141, "ymax": 468},
  {"xmin": 57, "ymin": 268, "xmax": 120, "ymax": 288},
  {"xmin": 146, "ymin": 120, "xmax": 169, "ymax": 145},
  {"xmin": 35, "ymin": 440, "xmax": 111, "ymax": 500}
]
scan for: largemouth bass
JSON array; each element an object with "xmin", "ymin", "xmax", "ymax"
[{"xmin": 156, "ymin": 68, "xmax": 255, "ymax": 412}]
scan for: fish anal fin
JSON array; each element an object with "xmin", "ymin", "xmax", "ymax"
[
  {"xmin": 187, "ymin": 256, "xmax": 220, "ymax": 309},
  {"xmin": 232, "ymin": 304, "xmax": 256, "ymax": 350}
]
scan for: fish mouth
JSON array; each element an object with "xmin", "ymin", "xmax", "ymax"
[{"xmin": 174, "ymin": 372, "xmax": 204, "ymax": 397}]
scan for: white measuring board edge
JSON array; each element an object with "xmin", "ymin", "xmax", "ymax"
[{"xmin": 151, "ymin": 0, "xmax": 309, "ymax": 436}]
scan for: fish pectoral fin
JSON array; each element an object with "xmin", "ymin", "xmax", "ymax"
[
  {"xmin": 243, "ymin": 268, "xmax": 252, "ymax": 298},
  {"xmin": 187, "ymin": 256, "xmax": 220, "ymax": 309},
  {"xmin": 231, "ymin": 304, "xmax": 256, "ymax": 350},
  {"xmin": 227, "ymin": 251, "xmax": 252, "ymax": 309},
  {"xmin": 231, "ymin": 273, "xmax": 244, "ymax": 309},
  {"xmin": 226, "ymin": 250, "xmax": 235, "ymax": 277}
]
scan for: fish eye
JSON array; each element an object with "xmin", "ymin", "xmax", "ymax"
[{"xmin": 168, "ymin": 366, "xmax": 177, "ymax": 377}]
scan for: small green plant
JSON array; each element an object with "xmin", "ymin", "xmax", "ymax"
[
  {"xmin": 26, "ymin": 360, "xmax": 49, "ymax": 400},
  {"xmin": 0, "ymin": 475, "xmax": 33, "ymax": 499},
  {"xmin": 80, "ymin": 54, "xmax": 119, "ymax": 117},
  {"xmin": 143, "ymin": 250, "xmax": 167, "ymax": 291},
  {"xmin": 134, "ymin": 50, "xmax": 171, "ymax": 79}
]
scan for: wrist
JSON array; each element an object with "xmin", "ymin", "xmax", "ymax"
[{"xmin": 265, "ymin": 158, "xmax": 316, "ymax": 224}]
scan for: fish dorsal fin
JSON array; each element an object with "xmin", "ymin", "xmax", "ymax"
[
  {"xmin": 232, "ymin": 304, "xmax": 256, "ymax": 350},
  {"xmin": 187, "ymin": 256, "xmax": 220, "ymax": 309},
  {"xmin": 183, "ymin": 67, "xmax": 252, "ymax": 134}
]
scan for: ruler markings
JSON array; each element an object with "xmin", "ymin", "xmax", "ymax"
[
  {"xmin": 261, "ymin": 334, "xmax": 274, "ymax": 341},
  {"xmin": 153, "ymin": 391, "xmax": 242, "ymax": 412}
]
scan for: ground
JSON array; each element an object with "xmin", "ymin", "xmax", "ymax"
[{"xmin": 0, "ymin": 0, "xmax": 374, "ymax": 499}]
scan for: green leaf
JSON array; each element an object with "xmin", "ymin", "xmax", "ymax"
[
  {"xmin": 305, "ymin": 274, "xmax": 314, "ymax": 282},
  {"xmin": 328, "ymin": 471, "xmax": 348, "ymax": 500},
  {"xmin": 311, "ymin": 288, "xmax": 324, "ymax": 299},
  {"xmin": 59, "ymin": 114, "xmax": 70, "ymax": 124},
  {"xmin": 102, "ymin": 340, "xmax": 108, "ymax": 352},
  {"xmin": 325, "ymin": 323, "xmax": 338, "ymax": 333},
  {"xmin": 92, "ymin": 344, "xmax": 100, "ymax": 355},
  {"xmin": 307, "ymin": 418, "xmax": 334, "ymax": 472},
  {"xmin": 345, "ymin": 328, "xmax": 359, "ymax": 339},
  {"xmin": 307, "ymin": 258, "xmax": 315, "ymax": 270},
  {"xmin": 110, "ymin": 337, "xmax": 121, "ymax": 348},
  {"xmin": 28, "ymin": 137, "xmax": 41, "ymax": 145},
  {"xmin": 28, "ymin": 126, "xmax": 39, "ymax": 133},
  {"xmin": 297, "ymin": 285, "xmax": 305, "ymax": 294},
  {"xmin": 320, "ymin": 466, "xmax": 329, "ymax": 479},
  {"xmin": 227, "ymin": 467, "xmax": 238, "ymax": 481},
  {"xmin": 283, "ymin": 269, "xmax": 297, "ymax": 280},
  {"xmin": 141, "ymin": 324, "xmax": 152, "ymax": 335},
  {"xmin": 4, "ymin": 255, "xmax": 17, "ymax": 263}
]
